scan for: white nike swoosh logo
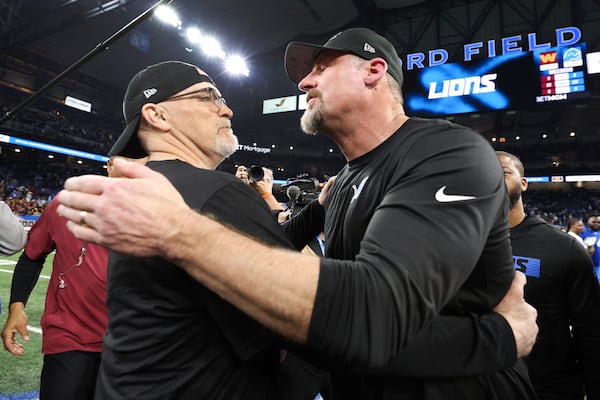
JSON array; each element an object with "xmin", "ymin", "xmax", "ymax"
[{"xmin": 435, "ymin": 186, "xmax": 476, "ymax": 202}]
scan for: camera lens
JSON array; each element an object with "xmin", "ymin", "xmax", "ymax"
[{"xmin": 248, "ymin": 165, "xmax": 264, "ymax": 181}]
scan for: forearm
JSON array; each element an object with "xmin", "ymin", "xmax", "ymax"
[
  {"xmin": 165, "ymin": 208, "xmax": 320, "ymax": 344},
  {"xmin": 368, "ymin": 313, "xmax": 517, "ymax": 377},
  {"xmin": 10, "ymin": 253, "xmax": 44, "ymax": 305},
  {"xmin": 283, "ymin": 200, "xmax": 325, "ymax": 250},
  {"xmin": 262, "ymin": 193, "xmax": 284, "ymax": 211}
]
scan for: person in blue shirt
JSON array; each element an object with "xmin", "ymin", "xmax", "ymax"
[{"xmin": 581, "ymin": 214, "xmax": 600, "ymax": 280}]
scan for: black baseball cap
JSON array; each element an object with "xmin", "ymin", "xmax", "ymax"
[
  {"xmin": 108, "ymin": 61, "xmax": 215, "ymax": 157},
  {"xmin": 284, "ymin": 27, "xmax": 403, "ymax": 87}
]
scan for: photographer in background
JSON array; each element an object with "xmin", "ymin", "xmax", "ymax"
[
  {"xmin": 235, "ymin": 164, "xmax": 330, "ymax": 398},
  {"xmin": 234, "ymin": 165, "xmax": 251, "ymax": 185},
  {"xmin": 235, "ymin": 165, "xmax": 289, "ymax": 221}
]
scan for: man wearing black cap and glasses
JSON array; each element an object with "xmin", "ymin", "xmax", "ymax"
[
  {"xmin": 57, "ymin": 30, "xmax": 538, "ymax": 400},
  {"xmin": 89, "ymin": 61, "xmax": 318, "ymax": 399}
]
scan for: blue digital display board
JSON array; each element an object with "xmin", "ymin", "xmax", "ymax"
[{"xmin": 403, "ymin": 44, "xmax": 590, "ymax": 117}]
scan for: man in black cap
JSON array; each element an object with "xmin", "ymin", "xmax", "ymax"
[
  {"xmin": 90, "ymin": 60, "xmax": 312, "ymax": 399},
  {"xmin": 57, "ymin": 30, "xmax": 539, "ymax": 399}
]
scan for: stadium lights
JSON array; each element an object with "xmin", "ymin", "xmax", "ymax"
[
  {"xmin": 157, "ymin": 5, "xmax": 249, "ymax": 76},
  {"xmin": 154, "ymin": 5, "xmax": 181, "ymax": 28},
  {"xmin": 185, "ymin": 27, "xmax": 202, "ymax": 44},
  {"xmin": 185, "ymin": 29, "xmax": 226, "ymax": 59},
  {"xmin": 200, "ymin": 36, "xmax": 226, "ymax": 59},
  {"xmin": 225, "ymin": 54, "xmax": 250, "ymax": 77}
]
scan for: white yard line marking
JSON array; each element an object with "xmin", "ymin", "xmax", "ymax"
[
  {"xmin": 0, "ymin": 269, "xmax": 50, "ymax": 279},
  {"xmin": 27, "ymin": 326, "xmax": 43, "ymax": 334}
]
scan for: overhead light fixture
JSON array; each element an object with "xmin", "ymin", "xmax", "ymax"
[
  {"xmin": 225, "ymin": 54, "xmax": 249, "ymax": 76},
  {"xmin": 155, "ymin": 5, "xmax": 181, "ymax": 28},
  {"xmin": 201, "ymin": 36, "xmax": 226, "ymax": 59},
  {"xmin": 185, "ymin": 27, "xmax": 202, "ymax": 44},
  {"xmin": 156, "ymin": 7, "xmax": 249, "ymax": 77}
]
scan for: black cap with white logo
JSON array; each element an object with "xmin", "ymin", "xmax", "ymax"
[
  {"xmin": 284, "ymin": 27, "xmax": 403, "ymax": 87},
  {"xmin": 109, "ymin": 61, "xmax": 215, "ymax": 157}
]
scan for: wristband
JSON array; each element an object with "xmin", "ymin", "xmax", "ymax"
[{"xmin": 262, "ymin": 193, "xmax": 272, "ymax": 199}]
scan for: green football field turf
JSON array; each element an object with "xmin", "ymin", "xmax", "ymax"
[{"xmin": 0, "ymin": 251, "xmax": 51, "ymax": 396}]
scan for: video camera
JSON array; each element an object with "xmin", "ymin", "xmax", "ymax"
[{"xmin": 280, "ymin": 174, "xmax": 321, "ymax": 211}]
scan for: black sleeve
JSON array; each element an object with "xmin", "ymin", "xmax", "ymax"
[
  {"xmin": 368, "ymin": 313, "xmax": 517, "ymax": 377},
  {"xmin": 282, "ymin": 200, "xmax": 325, "ymax": 250},
  {"xmin": 565, "ymin": 242, "xmax": 600, "ymax": 399},
  {"xmin": 283, "ymin": 312, "xmax": 517, "ymax": 378},
  {"xmin": 9, "ymin": 251, "xmax": 46, "ymax": 305}
]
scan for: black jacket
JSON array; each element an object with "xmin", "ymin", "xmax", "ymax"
[{"xmin": 511, "ymin": 215, "xmax": 600, "ymax": 400}]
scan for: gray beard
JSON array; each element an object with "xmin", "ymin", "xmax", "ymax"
[
  {"xmin": 300, "ymin": 104, "xmax": 322, "ymax": 136},
  {"xmin": 216, "ymin": 133, "xmax": 239, "ymax": 159}
]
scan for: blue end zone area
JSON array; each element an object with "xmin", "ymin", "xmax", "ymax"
[{"xmin": 0, "ymin": 391, "xmax": 39, "ymax": 400}]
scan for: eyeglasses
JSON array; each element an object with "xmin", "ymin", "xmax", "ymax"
[{"xmin": 161, "ymin": 87, "xmax": 227, "ymax": 112}]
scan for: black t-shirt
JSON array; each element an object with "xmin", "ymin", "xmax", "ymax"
[
  {"xmin": 308, "ymin": 117, "xmax": 535, "ymax": 399},
  {"xmin": 511, "ymin": 215, "xmax": 600, "ymax": 400},
  {"xmin": 96, "ymin": 160, "xmax": 294, "ymax": 400}
]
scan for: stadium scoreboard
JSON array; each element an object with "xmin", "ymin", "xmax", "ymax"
[
  {"xmin": 403, "ymin": 34, "xmax": 597, "ymax": 117},
  {"xmin": 535, "ymin": 44, "xmax": 587, "ymax": 102}
]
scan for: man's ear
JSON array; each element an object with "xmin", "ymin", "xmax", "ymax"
[
  {"xmin": 365, "ymin": 57, "xmax": 387, "ymax": 86},
  {"xmin": 521, "ymin": 177, "xmax": 529, "ymax": 193},
  {"xmin": 140, "ymin": 103, "xmax": 170, "ymax": 131}
]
